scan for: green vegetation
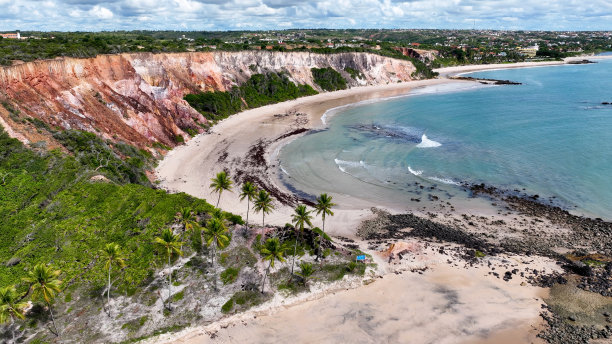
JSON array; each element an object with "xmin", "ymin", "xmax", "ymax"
[
  {"xmin": 311, "ymin": 67, "xmax": 347, "ymax": 91},
  {"xmin": 344, "ymin": 67, "xmax": 365, "ymax": 80},
  {"xmin": 121, "ymin": 316, "xmax": 149, "ymax": 333},
  {"xmin": 253, "ymin": 189, "xmax": 274, "ymax": 234},
  {"xmin": 0, "ymin": 125, "xmax": 237, "ymax": 307},
  {"xmin": 221, "ymin": 290, "xmax": 264, "ymax": 314},
  {"xmin": 260, "ymin": 237, "xmax": 286, "ymax": 293},
  {"xmin": 184, "ymin": 71, "xmax": 317, "ymax": 122},
  {"xmin": 290, "ymin": 205, "xmax": 313, "ymax": 277},
  {"xmin": 153, "ymin": 229, "xmax": 183, "ymax": 310},
  {"xmin": 210, "ymin": 171, "xmax": 233, "ymax": 207},
  {"xmin": 220, "ymin": 267, "xmax": 240, "ymax": 285},
  {"xmin": 314, "ymin": 193, "xmax": 336, "ymax": 261},
  {"xmin": 101, "ymin": 243, "xmax": 126, "ymax": 316}
]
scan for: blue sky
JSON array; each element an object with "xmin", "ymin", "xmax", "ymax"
[{"xmin": 0, "ymin": 0, "xmax": 611, "ymax": 31}]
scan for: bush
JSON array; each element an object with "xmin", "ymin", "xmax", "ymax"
[
  {"xmin": 221, "ymin": 298, "xmax": 234, "ymax": 313},
  {"xmin": 184, "ymin": 71, "xmax": 318, "ymax": 122},
  {"xmin": 311, "ymin": 67, "xmax": 347, "ymax": 91},
  {"xmin": 220, "ymin": 267, "xmax": 240, "ymax": 285}
]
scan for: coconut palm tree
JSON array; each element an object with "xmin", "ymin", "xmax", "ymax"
[
  {"xmin": 22, "ymin": 264, "xmax": 62, "ymax": 337},
  {"xmin": 239, "ymin": 182, "xmax": 258, "ymax": 235},
  {"xmin": 260, "ymin": 238, "xmax": 286, "ymax": 293},
  {"xmin": 210, "ymin": 171, "xmax": 233, "ymax": 207},
  {"xmin": 153, "ymin": 228, "xmax": 183, "ymax": 310},
  {"xmin": 314, "ymin": 193, "xmax": 336, "ymax": 261},
  {"xmin": 296, "ymin": 262, "xmax": 314, "ymax": 286},
  {"xmin": 203, "ymin": 218, "xmax": 230, "ymax": 288},
  {"xmin": 101, "ymin": 243, "xmax": 126, "ymax": 316},
  {"xmin": 0, "ymin": 285, "xmax": 28, "ymax": 343},
  {"xmin": 176, "ymin": 207, "xmax": 197, "ymax": 233},
  {"xmin": 253, "ymin": 190, "xmax": 274, "ymax": 242},
  {"xmin": 290, "ymin": 205, "xmax": 313, "ymax": 278}
]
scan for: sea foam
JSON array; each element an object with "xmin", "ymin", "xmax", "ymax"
[{"xmin": 416, "ymin": 134, "xmax": 442, "ymax": 148}]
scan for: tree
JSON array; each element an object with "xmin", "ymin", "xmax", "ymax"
[
  {"xmin": 22, "ymin": 264, "xmax": 62, "ymax": 337},
  {"xmin": 239, "ymin": 181, "xmax": 258, "ymax": 235},
  {"xmin": 314, "ymin": 193, "xmax": 336, "ymax": 262},
  {"xmin": 203, "ymin": 218, "xmax": 230, "ymax": 288},
  {"xmin": 176, "ymin": 207, "xmax": 196, "ymax": 233},
  {"xmin": 253, "ymin": 189, "xmax": 274, "ymax": 242},
  {"xmin": 153, "ymin": 228, "xmax": 183, "ymax": 310},
  {"xmin": 101, "ymin": 243, "xmax": 126, "ymax": 316},
  {"xmin": 296, "ymin": 262, "xmax": 314, "ymax": 286},
  {"xmin": 290, "ymin": 205, "xmax": 313, "ymax": 278},
  {"xmin": 260, "ymin": 238, "xmax": 285, "ymax": 293},
  {"xmin": 210, "ymin": 171, "xmax": 233, "ymax": 207},
  {"xmin": 0, "ymin": 286, "xmax": 28, "ymax": 343}
]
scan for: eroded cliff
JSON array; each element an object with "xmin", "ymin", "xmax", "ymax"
[{"xmin": 0, "ymin": 51, "xmax": 416, "ymax": 149}]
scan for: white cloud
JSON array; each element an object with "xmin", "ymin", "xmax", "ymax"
[
  {"xmin": 0, "ymin": 0, "xmax": 611, "ymax": 31},
  {"xmin": 89, "ymin": 5, "xmax": 114, "ymax": 19}
]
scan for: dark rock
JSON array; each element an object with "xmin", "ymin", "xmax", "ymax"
[{"xmin": 5, "ymin": 257, "xmax": 20, "ymax": 267}]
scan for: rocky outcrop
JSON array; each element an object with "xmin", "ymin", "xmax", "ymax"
[{"xmin": 0, "ymin": 51, "xmax": 416, "ymax": 148}]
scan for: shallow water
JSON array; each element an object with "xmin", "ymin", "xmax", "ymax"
[{"xmin": 279, "ymin": 59, "xmax": 612, "ymax": 219}]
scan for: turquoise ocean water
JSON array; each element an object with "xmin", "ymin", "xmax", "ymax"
[{"xmin": 279, "ymin": 57, "xmax": 612, "ymax": 219}]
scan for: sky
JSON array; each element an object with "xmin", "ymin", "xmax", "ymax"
[{"xmin": 0, "ymin": 0, "xmax": 611, "ymax": 32}]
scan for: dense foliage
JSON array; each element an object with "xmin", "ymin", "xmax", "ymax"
[
  {"xmin": 311, "ymin": 67, "xmax": 347, "ymax": 91},
  {"xmin": 184, "ymin": 71, "xmax": 317, "ymax": 121},
  {"xmin": 0, "ymin": 128, "xmax": 239, "ymax": 293}
]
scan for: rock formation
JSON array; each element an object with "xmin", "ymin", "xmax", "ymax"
[{"xmin": 0, "ymin": 51, "xmax": 417, "ymax": 149}]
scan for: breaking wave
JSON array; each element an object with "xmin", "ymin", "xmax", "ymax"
[
  {"xmin": 416, "ymin": 134, "xmax": 442, "ymax": 148},
  {"xmin": 407, "ymin": 166, "xmax": 423, "ymax": 176}
]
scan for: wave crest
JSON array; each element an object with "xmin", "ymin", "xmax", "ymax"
[{"xmin": 416, "ymin": 134, "xmax": 442, "ymax": 148}]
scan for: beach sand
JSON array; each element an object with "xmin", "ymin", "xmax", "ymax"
[{"xmin": 153, "ymin": 58, "xmax": 605, "ymax": 344}]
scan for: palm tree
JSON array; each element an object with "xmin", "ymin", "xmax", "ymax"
[
  {"xmin": 203, "ymin": 218, "xmax": 230, "ymax": 288},
  {"xmin": 210, "ymin": 171, "xmax": 233, "ymax": 207},
  {"xmin": 260, "ymin": 238, "xmax": 286, "ymax": 293},
  {"xmin": 296, "ymin": 262, "xmax": 314, "ymax": 286},
  {"xmin": 239, "ymin": 182, "xmax": 258, "ymax": 235},
  {"xmin": 101, "ymin": 243, "xmax": 126, "ymax": 316},
  {"xmin": 290, "ymin": 205, "xmax": 313, "ymax": 278},
  {"xmin": 176, "ymin": 207, "xmax": 196, "ymax": 233},
  {"xmin": 253, "ymin": 189, "xmax": 274, "ymax": 242},
  {"xmin": 153, "ymin": 228, "xmax": 183, "ymax": 310},
  {"xmin": 314, "ymin": 193, "xmax": 336, "ymax": 262},
  {"xmin": 0, "ymin": 285, "xmax": 28, "ymax": 343},
  {"xmin": 22, "ymin": 264, "xmax": 62, "ymax": 337}
]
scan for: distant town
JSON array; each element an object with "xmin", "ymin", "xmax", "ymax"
[{"xmin": 1, "ymin": 29, "xmax": 611, "ymax": 67}]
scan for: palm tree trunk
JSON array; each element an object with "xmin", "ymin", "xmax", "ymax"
[
  {"xmin": 216, "ymin": 192, "xmax": 222, "ymax": 207},
  {"xmin": 318, "ymin": 215, "xmax": 325, "ymax": 263},
  {"xmin": 290, "ymin": 233, "xmax": 298, "ymax": 280},
  {"xmin": 10, "ymin": 316, "xmax": 15, "ymax": 343},
  {"xmin": 261, "ymin": 260, "xmax": 272, "ymax": 293},
  {"xmin": 47, "ymin": 301, "xmax": 59, "ymax": 336},
  {"xmin": 167, "ymin": 254, "xmax": 172, "ymax": 310},
  {"xmin": 212, "ymin": 244, "xmax": 217, "ymax": 289},
  {"xmin": 107, "ymin": 261, "xmax": 112, "ymax": 316},
  {"xmin": 246, "ymin": 199, "xmax": 250, "ymax": 233},
  {"xmin": 261, "ymin": 213, "xmax": 265, "ymax": 243}
]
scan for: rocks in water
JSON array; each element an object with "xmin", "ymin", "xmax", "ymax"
[
  {"xmin": 602, "ymin": 102, "xmax": 611, "ymax": 105},
  {"xmin": 567, "ymin": 59, "xmax": 596, "ymax": 64}
]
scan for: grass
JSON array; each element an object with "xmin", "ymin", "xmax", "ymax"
[
  {"xmin": 221, "ymin": 290, "xmax": 264, "ymax": 314},
  {"xmin": 220, "ymin": 246, "xmax": 257, "ymax": 268},
  {"xmin": 121, "ymin": 316, "xmax": 149, "ymax": 333},
  {"xmin": 220, "ymin": 267, "xmax": 240, "ymax": 285}
]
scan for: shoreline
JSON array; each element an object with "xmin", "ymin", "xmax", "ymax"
[{"xmin": 153, "ymin": 58, "xmax": 612, "ymax": 344}]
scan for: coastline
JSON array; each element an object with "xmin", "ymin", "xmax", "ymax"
[{"xmin": 153, "ymin": 58, "xmax": 612, "ymax": 344}]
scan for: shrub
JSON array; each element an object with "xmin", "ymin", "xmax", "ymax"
[
  {"xmin": 311, "ymin": 67, "xmax": 347, "ymax": 91},
  {"xmin": 220, "ymin": 267, "xmax": 240, "ymax": 285}
]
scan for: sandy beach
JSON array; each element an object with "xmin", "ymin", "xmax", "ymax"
[{"xmin": 154, "ymin": 57, "xmax": 612, "ymax": 344}]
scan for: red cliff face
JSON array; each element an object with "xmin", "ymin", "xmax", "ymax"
[{"xmin": 0, "ymin": 52, "xmax": 416, "ymax": 149}]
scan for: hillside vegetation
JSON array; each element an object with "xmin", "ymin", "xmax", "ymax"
[{"xmin": 184, "ymin": 71, "xmax": 318, "ymax": 122}]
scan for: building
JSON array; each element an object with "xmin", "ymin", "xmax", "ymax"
[
  {"xmin": 519, "ymin": 44, "xmax": 539, "ymax": 57},
  {"xmin": 0, "ymin": 31, "xmax": 20, "ymax": 39}
]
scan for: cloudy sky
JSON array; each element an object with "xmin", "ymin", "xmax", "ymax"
[{"xmin": 0, "ymin": 0, "xmax": 611, "ymax": 31}]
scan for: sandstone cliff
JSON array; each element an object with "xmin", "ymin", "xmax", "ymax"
[{"xmin": 0, "ymin": 51, "xmax": 416, "ymax": 149}]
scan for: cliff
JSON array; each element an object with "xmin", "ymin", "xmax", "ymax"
[{"xmin": 0, "ymin": 51, "xmax": 416, "ymax": 149}]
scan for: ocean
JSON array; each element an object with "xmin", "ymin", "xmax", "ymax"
[{"xmin": 279, "ymin": 57, "xmax": 612, "ymax": 219}]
